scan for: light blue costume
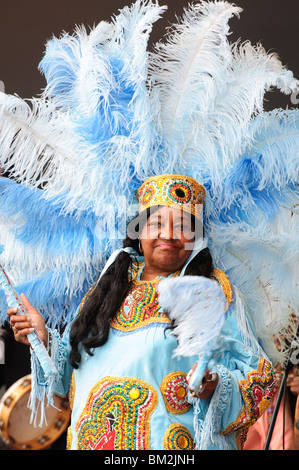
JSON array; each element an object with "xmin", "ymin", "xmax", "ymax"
[
  {"xmin": 30, "ymin": 255, "xmax": 275, "ymax": 451},
  {"xmin": 0, "ymin": 0, "xmax": 297, "ymax": 452}
]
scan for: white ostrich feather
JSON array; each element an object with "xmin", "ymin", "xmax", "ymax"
[
  {"xmin": 149, "ymin": 1, "xmax": 298, "ymax": 187},
  {"xmin": 158, "ymin": 275, "xmax": 226, "ymax": 357}
]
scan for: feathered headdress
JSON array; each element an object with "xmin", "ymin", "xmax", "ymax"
[{"xmin": 0, "ymin": 0, "xmax": 298, "ymax": 364}]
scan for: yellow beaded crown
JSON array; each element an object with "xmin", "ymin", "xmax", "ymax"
[{"xmin": 136, "ymin": 174, "xmax": 205, "ymax": 218}]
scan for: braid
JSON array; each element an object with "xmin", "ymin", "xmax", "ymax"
[{"xmin": 69, "ymin": 236, "xmax": 140, "ymax": 368}]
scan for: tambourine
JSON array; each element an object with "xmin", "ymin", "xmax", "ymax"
[{"xmin": 0, "ymin": 375, "xmax": 71, "ymax": 450}]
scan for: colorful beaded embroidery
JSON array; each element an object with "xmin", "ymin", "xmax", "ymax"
[
  {"xmin": 160, "ymin": 371, "xmax": 191, "ymax": 415},
  {"xmin": 211, "ymin": 268, "xmax": 233, "ymax": 306},
  {"xmin": 76, "ymin": 376, "xmax": 158, "ymax": 450},
  {"xmin": 68, "ymin": 372, "xmax": 75, "ymax": 410},
  {"xmin": 66, "ymin": 426, "xmax": 73, "ymax": 450},
  {"xmin": 66, "ymin": 374, "xmax": 75, "ymax": 448},
  {"xmin": 136, "ymin": 174, "xmax": 205, "ymax": 218},
  {"xmin": 110, "ymin": 263, "xmax": 171, "ymax": 332},
  {"xmin": 163, "ymin": 423, "xmax": 195, "ymax": 450},
  {"xmin": 221, "ymin": 358, "xmax": 275, "ymax": 449}
]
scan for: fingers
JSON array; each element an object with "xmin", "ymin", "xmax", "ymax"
[
  {"xmin": 6, "ymin": 297, "xmax": 35, "ymax": 345},
  {"xmin": 7, "ymin": 294, "xmax": 34, "ymax": 316},
  {"xmin": 204, "ymin": 370, "xmax": 217, "ymax": 382},
  {"xmin": 7, "ymin": 306, "xmax": 19, "ymax": 316},
  {"xmin": 7, "ymin": 296, "xmax": 47, "ymax": 346},
  {"xmin": 7, "ymin": 293, "xmax": 34, "ymax": 325},
  {"xmin": 20, "ymin": 293, "xmax": 33, "ymax": 311},
  {"xmin": 290, "ymin": 376, "xmax": 299, "ymax": 395},
  {"xmin": 186, "ymin": 363, "xmax": 197, "ymax": 384},
  {"xmin": 11, "ymin": 325, "xmax": 33, "ymax": 345},
  {"xmin": 11, "ymin": 315, "xmax": 35, "ymax": 343},
  {"xmin": 187, "ymin": 366, "xmax": 218, "ymax": 400},
  {"xmin": 12, "ymin": 318, "xmax": 35, "ymax": 334}
]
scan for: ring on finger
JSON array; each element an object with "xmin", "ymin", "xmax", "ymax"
[
  {"xmin": 190, "ymin": 384, "xmax": 205, "ymax": 398},
  {"xmin": 206, "ymin": 373, "xmax": 217, "ymax": 382},
  {"xmin": 16, "ymin": 333, "xmax": 23, "ymax": 340}
]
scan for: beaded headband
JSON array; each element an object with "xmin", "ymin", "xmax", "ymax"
[{"xmin": 136, "ymin": 174, "xmax": 205, "ymax": 218}]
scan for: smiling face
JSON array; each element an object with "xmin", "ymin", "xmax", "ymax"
[{"xmin": 139, "ymin": 206, "xmax": 195, "ymax": 279}]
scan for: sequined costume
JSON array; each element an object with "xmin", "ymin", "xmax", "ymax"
[
  {"xmin": 39, "ymin": 259, "xmax": 275, "ymax": 450},
  {"xmin": 0, "ymin": 0, "xmax": 296, "ymax": 451}
]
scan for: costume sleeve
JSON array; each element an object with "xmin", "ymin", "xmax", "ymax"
[
  {"xmin": 29, "ymin": 321, "xmax": 73, "ymax": 426},
  {"xmin": 28, "ymin": 274, "xmax": 104, "ymax": 425},
  {"xmin": 191, "ymin": 293, "xmax": 276, "ymax": 450}
]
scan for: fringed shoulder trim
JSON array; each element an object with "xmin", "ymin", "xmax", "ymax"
[{"xmin": 211, "ymin": 268, "xmax": 233, "ymax": 306}]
